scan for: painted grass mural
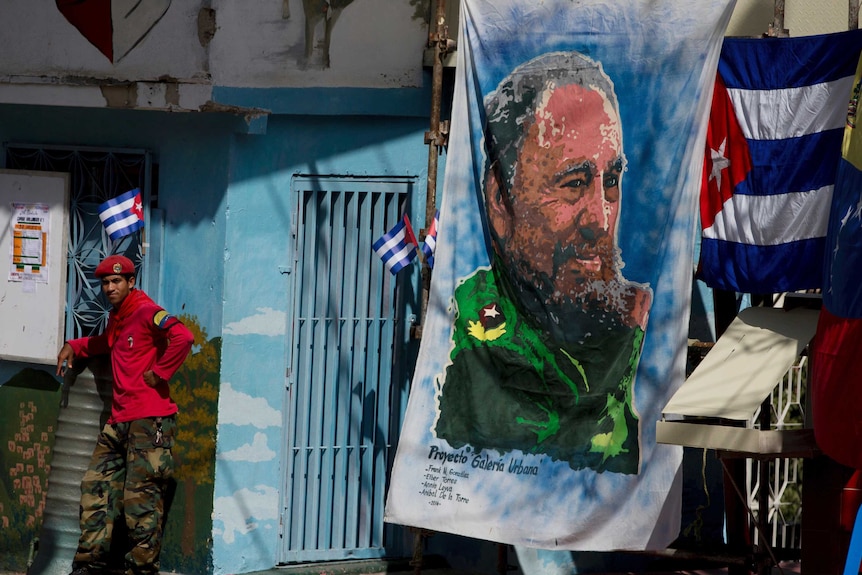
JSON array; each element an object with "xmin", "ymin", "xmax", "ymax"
[
  {"xmin": 161, "ymin": 315, "xmax": 221, "ymax": 575},
  {"xmin": 0, "ymin": 317, "xmax": 219, "ymax": 575},
  {"xmin": 0, "ymin": 369, "xmax": 61, "ymax": 573}
]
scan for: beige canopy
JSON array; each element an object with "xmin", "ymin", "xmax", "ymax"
[{"xmin": 657, "ymin": 305, "xmax": 820, "ymax": 457}]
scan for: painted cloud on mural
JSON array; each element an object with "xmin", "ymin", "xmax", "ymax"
[
  {"xmin": 219, "ymin": 432, "xmax": 277, "ymax": 462},
  {"xmin": 218, "ymin": 382, "xmax": 281, "ymax": 428},
  {"xmin": 213, "ymin": 484, "xmax": 279, "ymax": 544},
  {"xmin": 224, "ymin": 307, "xmax": 287, "ymax": 336}
]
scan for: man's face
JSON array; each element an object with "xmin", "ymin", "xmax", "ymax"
[
  {"xmin": 101, "ymin": 274, "xmax": 134, "ymax": 308},
  {"xmin": 493, "ymin": 82, "xmax": 623, "ymax": 302}
]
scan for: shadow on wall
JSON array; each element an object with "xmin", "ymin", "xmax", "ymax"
[{"xmin": 283, "ymin": 0, "xmax": 359, "ymax": 69}]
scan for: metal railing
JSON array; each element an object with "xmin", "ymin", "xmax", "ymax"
[{"xmin": 747, "ymin": 354, "xmax": 808, "ymax": 551}]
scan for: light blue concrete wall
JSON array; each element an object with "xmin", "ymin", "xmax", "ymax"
[
  {"xmin": 0, "ymin": 104, "xmax": 238, "ymax": 384},
  {"xmin": 0, "ymin": 85, "xmax": 464, "ymax": 575},
  {"xmin": 212, "ymin": 110, "xmax": 431, "ymax": 574}
]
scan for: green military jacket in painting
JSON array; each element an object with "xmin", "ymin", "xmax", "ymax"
[{"xmin": 435, "ymin": 264, "xmax": 645, "ymax": 475}]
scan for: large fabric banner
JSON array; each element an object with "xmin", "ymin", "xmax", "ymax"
[
  {"xmin": 811, "ymin": 51, "xmax": 862, "ymax": 471},
  {"xmin": 699, "ymin": 30, "xmax": 862, "ymax": 294},
  {"xmin": 385, "ymin": 0, "xmax": 733, "ymax": 550}
]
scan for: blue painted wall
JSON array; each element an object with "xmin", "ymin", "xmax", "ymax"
[
  {"xmin": 0, "ymin": 104, "xmax": 239, "ymax": 383},
  {"xmin": 213, "ymin": 111, "xmax": 430, "ymax": 573},
  {"xmin": 0, "ymin": 82, "xmax": 441, "ymax": 574}
]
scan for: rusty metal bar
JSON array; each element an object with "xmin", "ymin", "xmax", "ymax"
[
  {"xmin": 415, "ymin": 0, "xmax": 453, "ymax": 340},
  {"xmin": 410, "ymin": 0, "xmax": 455, "ymax": 572},
  {"xmin": 757, "ymin": 400, "xmax": 773, "ymax": 575},
  {"xmin": 852, "ymin": 0, "xmax": 860, "ymax": 29},
  {"xmin": 768, "ymin": 0, "xmax": 789, "ymax": 37}
]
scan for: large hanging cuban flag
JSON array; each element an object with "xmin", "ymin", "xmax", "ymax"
[
  {"xmin": 811, "ymin": 52, "xmax": 862, "ymax": 471},
  {"xmin": 699, "ymin": 30, "xmax": 862, "ymax": 294},
  {"xmin": 384, "ymin": 0, "xmax": 734, "ymax": 551}
]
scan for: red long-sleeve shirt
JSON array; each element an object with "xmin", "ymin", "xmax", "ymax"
[{"xmin": 67, "ymin": 289, "xmax": 194, "ymax": 424}]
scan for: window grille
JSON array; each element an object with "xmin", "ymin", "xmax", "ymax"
[{"xmin": 5, "ymin": 145, "xmax": 152, "ymax": 340}]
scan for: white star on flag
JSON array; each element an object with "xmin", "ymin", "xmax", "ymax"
[
  {"xmin": 709, "ymin": 137, "xmax": 730, "ymax": 190},
  {"xmin": 98, "ymin": 188, "xmax": 145, "ymax": 240},
  {"xmin": 372, "ymin": 214, "xmax": 419, "ymax": 274}
]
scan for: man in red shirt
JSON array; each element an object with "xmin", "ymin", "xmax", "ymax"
[{"xmin": 56, "ymin": 254, "xmax": 194, "ymax": 575}]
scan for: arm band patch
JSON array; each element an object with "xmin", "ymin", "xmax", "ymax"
[{"xmin": 153, "ymin": 310, "xmax": 179, "ymax": 330}]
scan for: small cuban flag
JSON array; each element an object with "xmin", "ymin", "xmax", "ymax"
[
  {"xmin": 98, "ymin": 188, "xmax": 144, "ymax": 240},
  {"xmin": 372, "ymin": 214, "xmax": 418, "ymax": 274},
  {"xmin": 421, "ymin": 210, "xmax": 439, "ymax": 269}
]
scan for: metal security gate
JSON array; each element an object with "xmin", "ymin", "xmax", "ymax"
[{"xmin": 280, "ymin": 176, "xmax": 416, "ymax": 563}]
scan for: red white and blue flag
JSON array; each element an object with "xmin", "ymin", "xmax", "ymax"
[
  {"xmin": 811, "ymin": 51, "xmax": 862, "ymax": 470},
  {"xmin": 98, "ymin": 188, "xmax": 144, "ymax": 240},
  {"xmin": 372, "ymin": 214, "xmax": 418, "ymax": 275},
  {"xmin": 699, "ymin": 30, "xmax": 862, "ymax": 294},
  {"xmin": 421, "ymin": 210, "xmax": 439, "ymax": 269}
]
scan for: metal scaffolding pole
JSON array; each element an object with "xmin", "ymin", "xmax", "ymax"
[
  {"xmin": 411, "ymin": 1, "xmax": 455, "ymax": 572},
  {"xmin": 768, "ymin": 0, "xmax": 789, "ymax": 37},
  {"xmin": 416, "ymin": 0, "xmax": 453, "ymax": 338}
]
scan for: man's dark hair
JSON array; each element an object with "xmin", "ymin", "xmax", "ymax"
[{"xmin": 483, "ymin": 50, "xmax": 620, "ymax": 199}]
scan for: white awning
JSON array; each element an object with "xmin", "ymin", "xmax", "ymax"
[
  {"xmin": 657, "ymin": 305, "xmax": 820, "ymax": 457},
  {"xmin": 662, "ymin": 306, "xmax": 819, "ymax": 421}
]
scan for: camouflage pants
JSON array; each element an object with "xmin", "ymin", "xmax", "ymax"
[{"xmin": 73, "ymin": 416, "xmax": 176, "ymax": 575}]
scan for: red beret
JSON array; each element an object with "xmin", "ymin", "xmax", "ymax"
[{"xmin": 95, "ymin": 255, "xmax": 136, "ymax": 277}]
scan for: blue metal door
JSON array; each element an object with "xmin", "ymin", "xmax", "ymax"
[{"xmin": 280, "ymin": 176, "xmax": 415, "ymax": 563}]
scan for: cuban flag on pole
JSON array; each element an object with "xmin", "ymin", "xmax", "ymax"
[
  {"xmin": 98, "ymin": 188, "xmax": 144, "ymax": 240},
  {"xmin": 421, "ymin": 210, "xmax": 439, "ymax": 269},
  {"xmin": 699, "ymin": 30, "xmax": 862, "ymax": 294},
  {"xmin": 373, "ymin": 214, "xmax": 419, "ymax": 274}
]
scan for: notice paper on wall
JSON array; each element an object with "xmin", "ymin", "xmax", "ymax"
[{"xmin": 9, "ymin": 202, "xmax": 51, "ymax": 283}]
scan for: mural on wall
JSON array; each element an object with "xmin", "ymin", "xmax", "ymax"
[
  {"xmin": 55, "ymin": 0, "xmax": 172, "ymax": 63},
  {"xmin": 280, "ymin": 0, "xmax": 431, "ymax": 69},
  {"xmin": 211, "ymin": 307, "xmax": 285, "ymax": 558},
  {"xmin": 160, "ymin": 315, "xmax": 221, "ymax": 575},
  {"xmin": 0, "ymin": 317, "xmax": 218, "ymax": 575},
  {"xmin": 0, "ymin": 369, "xmax": 61, "ymax": 573},
  {"xmin": 210, "ymin": 0, "xmax": 430, "ymax": 88},
  {"xmin": 1, "ymin": 0, "xmax": 428, "ymax": 89}
]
